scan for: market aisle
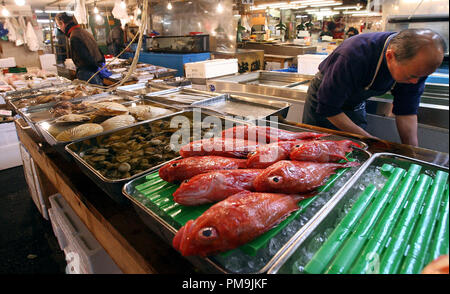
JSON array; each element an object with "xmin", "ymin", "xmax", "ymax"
[{"xmin": 0, "ymin": 166, "xmax": 66, "ymax": 274}]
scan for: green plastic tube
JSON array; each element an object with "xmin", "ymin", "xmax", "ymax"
[
  {"xmin": 378, "ymin": 174, "xmax": 432, "ymax": 274},
  {"xmin": 349, "ymin": 164, "xmax": 422, "ymax": 274},
  {"xmin": 428, "ymin": 184, "xmax": 449, "ymax": 263},
  {"xmin": 303, "ymin": 184, "xmax": 378, "ymax": 274},
  {"xmin": 324, "ymin": 167, "xmax": 406, "ymax": 274},
  {"xmin": 399, "ymin": 171, "xmax": 449, "ymax": 274}
]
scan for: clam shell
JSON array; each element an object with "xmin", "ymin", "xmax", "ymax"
[
  {"xmin": 54, "ymin": 114, "xmax": 91, "ymax": 124},
  {"xmin": 128, "ymin": 105, "xmax": 172, "ymax": 121},
  {"xmin": 92, "ymin": 102, "xmax": 129, "ymax": 116},
  {"xmin": 100, "ymin": 115, "xmax": 136, "ymax": 132},
  {"xmin": 55, "ymin": 123, "xmax": 104, "ymax": 142}
]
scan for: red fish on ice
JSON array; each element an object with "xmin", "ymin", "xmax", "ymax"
[
  {"xmin": 173, "ymin": 169, "xmax": 262, "ymax": 206},
  {"xmin": 247, "ymin": 140, "xmax": 305, "ymax": 169},
  {"xmin": 172, "ymin": 191, "xmax": 308, "ymax": 256},
  {"xmin": 159, "ymin": 156, "xmax": 247, "ymax": 183},
  {"xmin": 221, "ymin": 125, "xmax": 329, "ymax": 143},
  {"xmin": 179, "ymin": 138, "xmax": 260, "ymax": 158},
  {"xmin": 253, "ymin": 160, "xmax": 360, "ymax": 194},
  {"xmin": 290, "ymin": 140, "xmax": 361, "ymax": 163}
]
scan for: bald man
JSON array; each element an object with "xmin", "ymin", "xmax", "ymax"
[{"xmin": 302, "ymin": 29, "xmax": 446, "ymax": 146}]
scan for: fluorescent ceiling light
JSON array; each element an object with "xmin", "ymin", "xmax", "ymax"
[
  {"xmin": 309, "ymin": 2, "xmax": 343, "ymax": 7},
  {"xmin": 334, "ymin": 5, "xmax": 361, "ymax": 10}
]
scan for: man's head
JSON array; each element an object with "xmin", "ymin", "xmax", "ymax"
[
  {"xmin": 386, "ymin": 29, "xmax": 445, "ymax": 84},
  {"xmin": 55, "ymin": 13, "xmax": 77, "ymax": 34}
]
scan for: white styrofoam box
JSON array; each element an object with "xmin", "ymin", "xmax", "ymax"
[
  {"xmin": 0, "ymin": 57, "xmax": 16, "ymax": 68},
  {"xmin": 48, "ymin": 194, "xmax": 122, "ymax": 274},
  {"xmin": 39, "ymin": 54, "xmax": 58, "ymax": 73},
  {"xmin": 297, "ymin": 54, "xmax": 328, "ymax": 75},
  {"xmin": 48, "ymin": 207, "xmax": 68, "ymax": 251},
  {"xmin": 0, "ymin": 141, "xmax": 22, "ymax": 170},
  {"xmin": 185, "ymin": 59, "xmax": 238, "ymax": 79},
  {"xmin": 0, "ymin": 121, "xmax": 19, "ymax": 146},
  {"xmin": 18, "ymin": 144, "xmax": 48, "ymax": 219}
]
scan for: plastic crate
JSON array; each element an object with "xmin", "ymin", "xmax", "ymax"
[{"xmin": 48, "ymin": 194, "xmax": 122, "ymax": 274}]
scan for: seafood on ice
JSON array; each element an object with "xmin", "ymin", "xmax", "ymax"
[
  {"xmin": 221, "ymin": 125, "xmax": 329, "ymax": 143},
  {"xmin": 253, "ymin": 160, "xmax": 360, "ymax": 194},
  {"xmin": 179, "ymin": 138, "xmax": 260, "ymax": 158},
  {"xmin": 246, "ymin": 140, "xmax": 305, "ymax": 169},
  {"xmin": 172, "ymin": 191, "xmax": 309, "ymax": 256},
  {"xmin": 159, "ymin": 156, "xmax": 247, "ymax": 183},
  {"xmin": 290, "ymin": 140, "xmax": 361, "ymax": 162},
  {"xmin": 172, "ymin": 169, "xmax": 262, "ymax": 206}
]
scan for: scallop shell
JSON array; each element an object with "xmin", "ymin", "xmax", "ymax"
[
  {"xmin": 92, "ymin": 102, "xmax": 129, "ymax": 116},
  {"xmin": 128, "ymin": 105, "xmax": 172, "ymax": 121},
  {"xmin": 54, "ymin": 114, "xmax": 91, "ymax": 124},
  {"xmin": 55, "ymin": 123, "xmax": 104, "ymax": 142},
  {"xmin": 100, "ymin": 115, "xmax": 136, "ymax": 132}
]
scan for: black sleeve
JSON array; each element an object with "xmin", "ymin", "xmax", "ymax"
[{"xmin": 71, "ymin": 37, "xmax": 99, "ymax": 70}]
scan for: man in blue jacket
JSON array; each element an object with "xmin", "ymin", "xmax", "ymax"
[{"xmin": 302, "ymin": 29, "xmax": 445, "ymax": 146}]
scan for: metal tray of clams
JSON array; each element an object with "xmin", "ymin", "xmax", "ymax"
[
  {"xmin": 144, "ymin": 87, "xmax": 225, "ymax": 106},
  {"xmin": 36, "ymin": 97, "xmax": 183, "ymax": 159},
  {"xmin": 121, "ymin": 119, "xmax": 371, "ymax": 273},
  {"xmin": 18, "ymin": 92, "xmax": 140, "ymax": 138},
  {"xmin": 65, "ymin": 110, "xmax": 243, "ymax": 204}
]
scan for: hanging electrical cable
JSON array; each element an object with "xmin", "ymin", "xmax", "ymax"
[{"xmin": 85, "ymin": 0, "xmax": 148, "ymax": 90}]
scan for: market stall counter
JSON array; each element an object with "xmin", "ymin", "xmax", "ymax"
[{"xmin": 12, "ymin": 112, "xmax": 448, "ymax": 273}]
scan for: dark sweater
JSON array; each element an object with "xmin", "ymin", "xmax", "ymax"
[
  {"xmin": 316, "ymin": 32, "xmax": 426, "ymax": 117},
  {"xmin": 65, "ymin": 22, "xmax": 105, "ymax": 72}
]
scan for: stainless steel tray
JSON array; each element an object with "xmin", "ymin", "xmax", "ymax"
[
  {"xmin": 66, "ymin": 110, "xmax": 243, "ymax": 204},
  {"xmin": 144, "ymin": 87, "xmax": 225, "ymax": 106},
  {"xmin": 8, "ymin": 83, "xmax": 104, "ymax": 112},
  {"xmin": 121, "ymin": 124, "xmax": 371, "ymax": 273},
  {"xmin": 191, "ymin": 93, "xmax": 291, "ymax": 120},
  {"xmin": 2, "ymin": 82, "xmax": 71, "ymax": 101},
  {"xmin": 18, "ymin": 92, "xmax": 140, "ymax": 138},
  {"xmin": 38, "ymin": 98, "xmax": 182, "ymax": 160},
  {"xmin": 267, "ymin": 152, "xmax": 449, "ymax": 274},
  {"xmin": 115, "ymin": 82, "xmax": 174, "ymax": 97}
]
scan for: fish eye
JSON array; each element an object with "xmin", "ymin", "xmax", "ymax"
[
  {"xmin": 270, "ymin": 176, "xmax": 281, "ymax": 183},
  {"xmin": 172, "ymin": 163, "xmax": 178, "ymax": 167},
  {"xmin": 198, "ymin": 227, "xmax": 218, "ymax": 240},
  {"xmin": 295, "ymin": 145, "xmax": 300, "ymax": 148}
]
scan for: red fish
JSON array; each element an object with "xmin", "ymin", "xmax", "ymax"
[
  {"xmin": 173, "ymin": 169, "xmax": 262, "ymax": 206},
  {"xmin": 159, "ymin": 156, "xmax": 247, "ymax": 183},
  {"xmin": 247, "ymin": 140, "xmax": 305, "ymax": 169},
  {"xmin": 172, "ymin": 191, "xmax": 308, "ymax": 256},
  {"xmin": 290, "ymin": 140, "xmax": 361, "ymax": 163},
  {"xmin": 179, "ymin": 138, "xmax": 259, "ymax": 158},
  {"xmin": 221, "ymin": 125, "xmax": 329, "ymax": 143},
  {"xmin": 253, "ymin": 160, "xmax": 360, "ymax": 194}
]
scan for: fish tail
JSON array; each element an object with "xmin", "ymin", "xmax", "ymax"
[{"xmin": 340, "ymin": 161, "xmax": 360, "ymax": 168}]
